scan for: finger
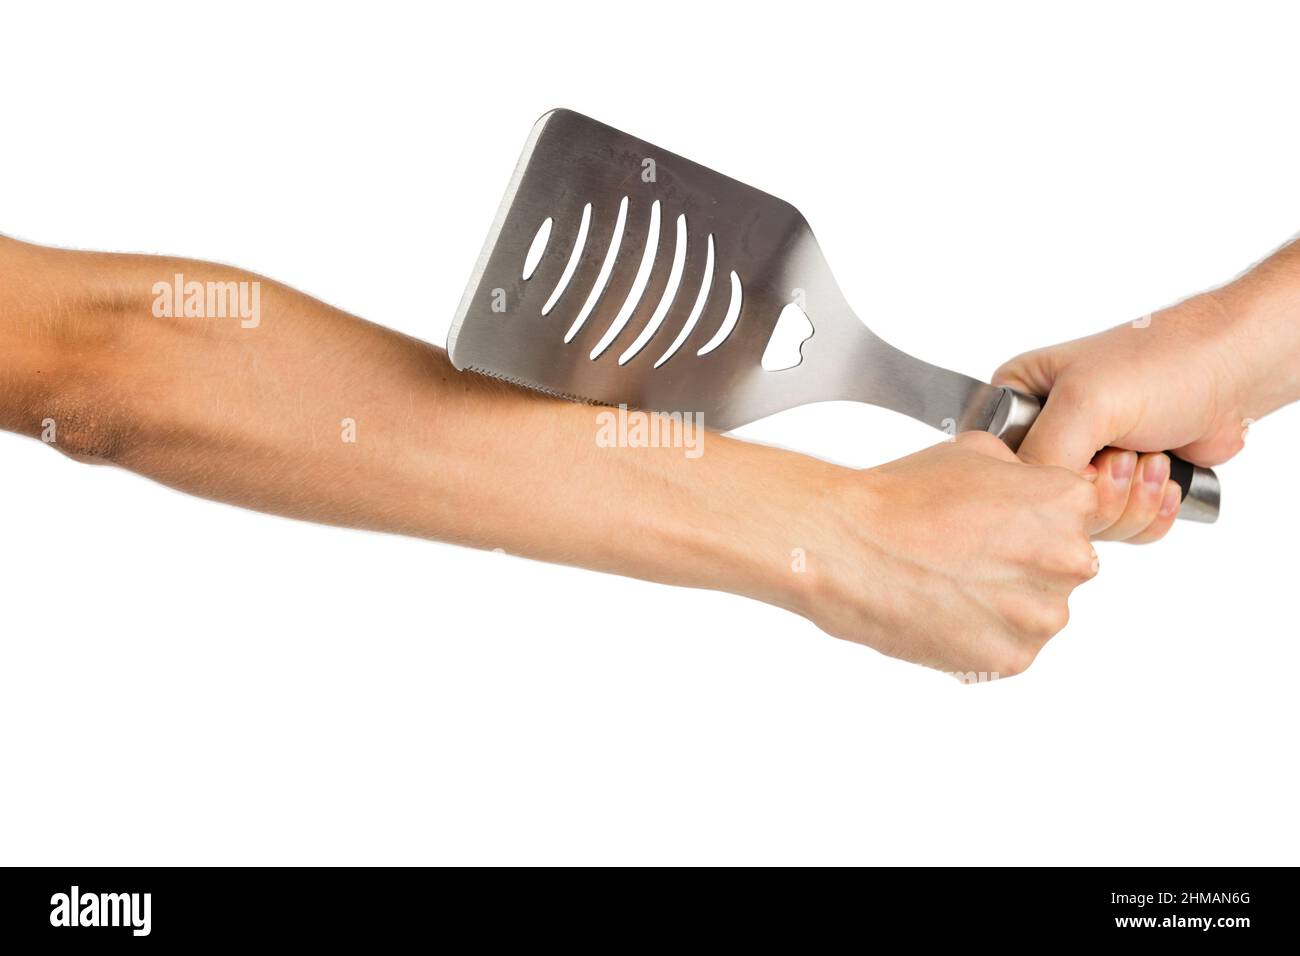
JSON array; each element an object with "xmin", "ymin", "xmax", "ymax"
[
  {"xmin": 1014, "ymin": 383, "xmax": 1115, "ymax": 473},
  {"xmin": 992, "ymin": 349, "xmax": 1058, "ymax": 398},
  {"xmin": 1125, "ymin": 480, "xmax": 1182, "ymax": 545},
  {"xmin": 1175, "ymin": 430, "xmax": 1247, "ymax": 468},
  {"xmin": 1093, "ymin": 453, "xmax": 1170, "ymax": 541},
  {"xmin": 1086, "ymin": 448, "xmax": 1137, "ymax": 535}
]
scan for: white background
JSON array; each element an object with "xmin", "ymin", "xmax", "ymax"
[{"xmin": 2, "ymin": 1, "xmax": 1297, "ymax": 865}]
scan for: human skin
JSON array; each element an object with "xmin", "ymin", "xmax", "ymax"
[
  {"xmin": 0, "ymin": 235, "xmax": 1102, "ymax": 677},
  {"xmin": 995, "ymin": 238, "xmax": 1300, "ymax": 544}
]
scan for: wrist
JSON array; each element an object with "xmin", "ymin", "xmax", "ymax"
[
  {"xmin": 719, "ymin": 451, "xmax": 873, "ymax": 628},
  {"xmin": 664, "ymin": 436, "xmax": 854, "ymax": 620}
]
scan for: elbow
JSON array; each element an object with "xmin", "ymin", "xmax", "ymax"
[
  {"xmin": 1, "ymin": 243, "xmax": 146, "ymax": 465},
  {"xmin": 0, "ymin": 379, "xmax": 133, "ymax": 466},
  {"xmin": 42, "ymin": 390, "xmax": 135, "ymax": 464}
]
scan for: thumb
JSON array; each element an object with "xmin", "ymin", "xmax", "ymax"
[
  {"xmin": 993, "ymin": 350, "xmax": 1111, "ymax": 471},
  {"xmin": 1016, "ymin": 391, "xmax": 1113, "ymax": 470},
  {"xmin": 992, "ymin": 347, "xmax": 1059, "ymax": 399}
]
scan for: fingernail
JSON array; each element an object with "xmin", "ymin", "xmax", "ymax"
[
  {"xmin": 1159, "ymin": 481, "xmax": 1181, "ymax": 517},
  {"xmin": 1144, "ymin": 453, "xmax": 1171, "ymax": 490},
  {"xmin": 1111, "ymin": 451, "xmax": 1137, "ymax": 483},
  {"xmin": 1082, "ymin": 464, "xmax": 1099, "ymax": 482},
  {"xmin": 1089, "ymin": 547, "xmax": 1100, "ymax": 574}
]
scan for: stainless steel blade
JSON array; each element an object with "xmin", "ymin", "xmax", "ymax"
[{"xmin": 448, "ymin": 108, "xmax": 1004, "ymax": 435}]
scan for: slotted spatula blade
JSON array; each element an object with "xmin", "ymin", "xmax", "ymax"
[
  {"xmin": 448, "ymin": 108, "xmax": 1219, "ymax": 522},
  {"xmin": 448, "ymin": 108, "xmax": 1005, "ymax": 432}
]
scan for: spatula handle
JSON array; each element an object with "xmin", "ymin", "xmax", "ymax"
[{"xmin": 989, "ymin": 389, "xmax": 1220, "ymax": 523}]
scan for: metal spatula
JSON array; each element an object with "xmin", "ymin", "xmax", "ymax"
[{"xmin": 448, "ymin": 108, "xmax": 1219, "ymax": 521}]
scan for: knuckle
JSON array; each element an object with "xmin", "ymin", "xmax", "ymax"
[
  {"xmin": 994, "ymin": 644, "xmax": 1040, "ymax": 679},
  {"xmin": 1045, "ymin": 374, "xmax": 1085, "ymax": 409},
  {"xmin": 1051, "ymin": 376, "xmax": 1120, "ymax": 430},
  {"xmin": 1014, "ymin": 599, "xmax": 1070, "ymax": 640},
  {"xmin": 1059, "ymin": 542, "xmax": 1099, "ymax": 580},
  {"xmin": 1071, "ymin": 477, "xmax": 1100, "ymax": 510},
  {"xmin": 1053, "ymin": 372, "xmax": 1101, "ymax": 406},
  {"xmin": 1043, "ymin": 602, "xmax": 1071, "ymax": 635}
]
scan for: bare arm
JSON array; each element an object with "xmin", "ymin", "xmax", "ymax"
[{"xmin": 0, "ymin": 236, "xmax": 1100, "ymax": 677}]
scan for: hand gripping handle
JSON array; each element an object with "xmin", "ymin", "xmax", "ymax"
[{"xmin": 989, "ymin": 389, "xmax": 1220, "ymax": 524}]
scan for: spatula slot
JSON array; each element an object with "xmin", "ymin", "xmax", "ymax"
[
  {"xmin": 654, "ymin": 233, "xmax": 715, "ymax": 368},
  {"xmin": 565, "ymin": 196, "xmax": 629, "ymax": 343},
  {"xmin": 761, "ymin": 301, "xmax": 815, "ymax": 371},
  {"xmin": 696, "ymin": 271, "xmax": 743, "ymax": 356},
  {"xmin": 522, "ymin": 217, "xmax": 553, "ymax": 281},
  {"xmin": 541, "ymin": 202, "xmax": 592, "ymax": 316},
  {"xmin": 590, "ymin": 200, "xmax": 661, "ymax": 360},
  {"xmin": 619, "ymin": 213, "xmax": 688, "ymax": 365}
]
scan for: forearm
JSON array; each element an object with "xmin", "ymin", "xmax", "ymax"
[
  {"xmin": 0, "ymin": 237, "xmax": 823, "ymax": 612},
  {"xmin": 1215, "ymin": 237, "xmax": 1300, "ymax": 418}
]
